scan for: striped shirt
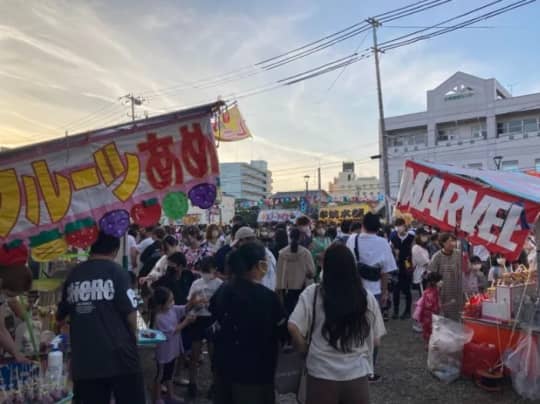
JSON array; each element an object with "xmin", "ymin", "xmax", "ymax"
[{"xmin": 429, "ymin": 249, "xmax": 463, "ymax": 321}]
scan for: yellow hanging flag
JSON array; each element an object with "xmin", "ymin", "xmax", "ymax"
[{"xmin": 213, "ymin": 105, "xmax": 252, "ymax": 142}]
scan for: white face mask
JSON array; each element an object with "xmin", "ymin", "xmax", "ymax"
[
  {"xmin": 317, "ymin": 229, "xmax": 326, "ymax": 237},
  {"xmin": 202, "ymin": 273, "xmax": 214, "ymax": 282},
  {"xmin": 212, "ymin": 231, "xmax": 219, "ymax": 239},
  {"xmin": 496, "ymin": 258, "xmax": 506, "ymax": 266},
  {"xmin": 471, "ymin": 264, "xmax": 482, "ymax": 271}
]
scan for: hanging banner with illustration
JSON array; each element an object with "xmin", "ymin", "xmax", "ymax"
[
  {"xmin": 318, "ymin": 203, "xmax": 373, "ymax": 223},
  {"xmin": 0, "ymin": 105, "xmax": 220, "ymax": 262},
  {"xmin": 257, "ymin": 210, "xmax": 302, "ymax": 223},
  {"xmin": 396, "ymin": 160, "xmax": 540, "ymax": 261},
  {"xmin": 212, "ymin": 105, "xmax": 252, "ymax": 142}
]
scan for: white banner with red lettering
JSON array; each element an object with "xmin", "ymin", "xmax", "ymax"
[{"xmin": 396, "ymin": 160, "xmax": 540, "ymax": 260}]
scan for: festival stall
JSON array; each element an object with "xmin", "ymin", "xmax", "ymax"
[
  {"xmin": 318, "ymin": 203, "xmax": 375, "ymax": 224},
  {"xmin": 0, "ymin": 101, "xmax": 228, "ymax": 401},
  {"xmin": 396, "ymin": 160, "xmax": 540, "ymax": 395}
]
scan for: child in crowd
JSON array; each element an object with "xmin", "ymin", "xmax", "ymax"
[
  {"xmin": 417, "ymin": 272, "xmax": 443, "ymax": 346},
  {"xmin": 488, "ymin": 254, "xmax": 506, "ymax": 286},
  {"xmin": 186, "ymin": 257, "xmax": 223, "ymax": 398},
  {"xmin": 150, "ymin": 287, "xmax": 195, "ymax": 404},
  {"xmin": 464, "ymin": 256, "xmax": 488, "ymax": 295}
]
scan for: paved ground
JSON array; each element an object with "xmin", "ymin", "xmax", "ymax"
[{"xmin": 142, "ymin": 318, "xmax": 528, "ymax": 404}]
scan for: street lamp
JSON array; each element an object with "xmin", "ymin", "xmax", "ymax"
[
  {"xmin": 493, "ymin": 155, "xmax": 503, "ymax": 170},
  {"xmin": 304, "ymin": 175, "xmax": 310, "ymax": 195}
]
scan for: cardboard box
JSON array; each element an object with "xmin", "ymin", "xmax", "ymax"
[
  {"xmin": 482, "ymin": 300, "xmax": 511, "ymax": 321},
  {"xmin": 496, "ymin": 284, "xmax": 536, "ymax": 318}
]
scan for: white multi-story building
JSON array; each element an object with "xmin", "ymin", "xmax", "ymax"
[
  {"xmin": 220, "ymin": 160, "xmax": 272, "ymax": 202},
  {"xmin": 328, "ymin": 162, "xmax": 380, "ymax": 201},
  {"xmin": 384, "ymin": 72, "xmax": 540, "ymax": 198}
]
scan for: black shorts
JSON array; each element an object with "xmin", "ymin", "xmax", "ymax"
[
  {"xmin": 188, "ymin": 316, "xmax": 214, "ymax": 341},
  {"xmin": 73, "ymin": 372, "xmax": 145, "ymax": 404},
  {"xmin": 155, "ymin": 359, "xmax": 176, "ymax": 383}
]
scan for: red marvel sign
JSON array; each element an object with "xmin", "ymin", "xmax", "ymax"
[{"xmin": 396, "ymin": 160, "xmax": 540, "ymax": 261}]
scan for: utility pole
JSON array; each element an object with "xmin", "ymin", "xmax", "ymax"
[
  {"xmin": 120, "ymin": 94, "xmax": 146, "ymax": 122},
  {"xmin": 317, "ymin": 166, "xmax": 322, "ymax": 214},
  {"xmin": 118, "ymin": 93, "xmax": 145, "ymax": 271},
  {"xmin": 367, "ymin": 17, "xmax": 391, "ymax": 224}
]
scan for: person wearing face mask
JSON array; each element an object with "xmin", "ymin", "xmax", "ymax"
[
  {"xmin": 139, "ymin": 235, "xmax": 180, "ymax": 286},
  {"xmin": 412, "ymin": 229, "xmax": 431, "ymax": 295},
  {"xmin": 210, "ymin": 243, "xmax": 286, "ymax": 404},
  {"xmin": 205, "ymin": 224, "xmax": 224, "ymax": 256},
  {"xmin": 488, "ymin": 254, "xmax": 507, "ymax": 286},
  {"xmin": 310, "ymin": 222, "xmax": 331, "ymax": 280},
  {"xmin": 182, "ymin": 226, "xmax": 211, "ymax": 272},
  {"xmin": 389, "ymin": 218, "xmax": 415, "ymax": 320},
  {"xmin": 465, "ymin": 256, "xmax": 487, "ymax": 294},
  {"xmin": 428, "ymin": 233, "xmax": 463, "ymax": 321},
  {"xmin": 186, "ymin": 257, "xmax": 223, "ymax": 398}
]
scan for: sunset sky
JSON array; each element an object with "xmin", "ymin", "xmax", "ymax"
[{"xmin": 1, "ymin": 0, "xmax": 539, "ymax": 191}]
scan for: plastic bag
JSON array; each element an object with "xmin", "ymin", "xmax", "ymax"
[
  {"xmin": 412, "ymin": 295, "xmax": 424, "ymax": 323},
  {"xmin": 504, "ymin": 332, "xmax": 540, "ymax": 400},
  {"xmin": 427, "ymin": 314, "xmax": 473, "ymax": 384}
]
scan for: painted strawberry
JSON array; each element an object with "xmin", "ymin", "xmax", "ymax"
[
  {"xmin": 29, "ymin": 229, "xmax": 67, "ymax": 262},
  {"xmin": 130, "ymin": 198, "xmax": 162, "ymax": 227},
  {"xmin": 65, "ymin": 218, "xmax": 99, "ymax": 249},
  {"xmin": 0, "ymin": 239, "xmax": 29, "ymax": 266}
]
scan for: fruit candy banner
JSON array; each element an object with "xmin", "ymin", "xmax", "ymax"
[
  {"xmin": 396, "ymin": 160, "xmax": 540, "ymax": 261},
  {"xmin": 318, "ymin": 203, "xmax": 373, "ymax": 222},
  {"xmin": 257, "ymin": 210, "xmax": 302, "ymax": 223},
  {"xmin": 0, "ymin": 107, "xmax": 220, "ymax": 262}
]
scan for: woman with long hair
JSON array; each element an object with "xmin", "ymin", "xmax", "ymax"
[
  {"xmin": 276, "ymin": 228, "xmax": 315, "ymax": 316},
  {"xmin": 271, "ymin": 228, "xmax": 289, "ymax": 260},
  {"xmin": 288, "ymin": 244, "xmax": 386, "ymax": 404},
  {"xmin": 209, "ymin": 242, "xmax": 286, "ymax": 404}
]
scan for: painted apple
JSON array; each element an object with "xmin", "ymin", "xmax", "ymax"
[{"xmin": 130, "ymin": 198, "xmax": 161, "ymax": 227}]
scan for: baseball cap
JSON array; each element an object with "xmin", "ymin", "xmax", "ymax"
[{"xmin": 232, "ymin": 227, "xmax": 256, "ymax": 246}]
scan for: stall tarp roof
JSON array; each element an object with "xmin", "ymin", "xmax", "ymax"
[{"xmin": 415, "ymin": 161, "xmax": 540, "ymax": 205}]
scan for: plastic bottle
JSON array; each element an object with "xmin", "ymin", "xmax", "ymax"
[{"xmin": 47, "ymin": 336, "xmax": 63, "ymax": 385}]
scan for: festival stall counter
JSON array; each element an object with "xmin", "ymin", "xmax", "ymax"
[
  {"xmin": 0, "ymin": 101, "xmax": 234, "ymax": 402},
  {"xmin": 396, "ymin": 160, "xmax": 540, "ymax": 396}
]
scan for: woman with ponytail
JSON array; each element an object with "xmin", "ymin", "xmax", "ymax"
[
  {"xmin": 276, "ymin": 228, "xmax": 316, "ymax": 316},
  {"xmin": 209, "ymin": 242, "xmax": 286, "ymax": 404},
  {"xmin": 288, "ymin": 244, "xmax": 386, "ymax": 404}
]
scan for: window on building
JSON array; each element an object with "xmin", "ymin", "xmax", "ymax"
[
  {"xmin": 523, "ymin": 118, "xmax": 538, "ymax": 133},
  {"xmin": 437, "ymin": 130, "xmax": 448, "ymax": 142},
  {"xmin": 497, "ymin": 122, "xmax": 506, "ymax": 137},
  {"xmin": 415, "ymin": 134, "xmax": 427, "ymax": 145},
  {"xmin": 501, "ymin": 160, "xmax": 519, "ymax": 172},
  {"xmin": 397, "ymin": 169, "xmax": 403, "ymax": 183},
  {"xmin": 471, "ymin": 124, "xmax": 487, "ymax": 139},
  {"xmin": 508, "ymin": 120, "xmax": 522, "ymax": 134},
  {"xmin": 535, "ymin": 159, "xmax": 540, "ymax": 172},
  {"xmin": 468, "ymin": 163, "xmax": 483, "ymax": 169}
]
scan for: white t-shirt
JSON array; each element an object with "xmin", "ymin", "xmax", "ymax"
[
  {"xmin": 127, "ymin": 235, "xmax": 137, "ymax": 270},
  {"xmin": 289, "ymin": 285, "xmax": 386, "ymax": 381},
  {"xmin": 261, "ymin": 248, "xmax": 277, "ymax": 291},
  {"xmin": 473, "ymin": 245, "xmax": 490, "ymax": 262},
  {"xmin": 346, "ymin": 233, "xmax": 397, "ymax": 295},
  {"xmin": 188, "ymin": 278, "xmax": 223, "ymax": 316}
]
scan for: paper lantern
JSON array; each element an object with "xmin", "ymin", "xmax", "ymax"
[
  {"xmin": 0, "ymin": 239, "xmax": 28, "ymax": 266},
  {"xmin": 188, "ymin": 183, "xmax": 217, "ymax": 209},
  {"xmin": 65, "ymin": 218, "xmax": 98, "ymax": 249},
  {"xmin": 99, "ymin": 209, "xmax": 130, "ymax": 238},
  {"xmin": 131, "ymin": 198, "xmax": 162, "ymax": 227},
  {"xmin": 29, "ymin": 229, "xmax": 68, "ymax": 262},
  {"xmin": 163, "ymin": 192, "xmax": 189, "ymax": 220}
]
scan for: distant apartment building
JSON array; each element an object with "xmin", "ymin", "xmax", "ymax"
[
  {"xmin": 384, "ymin": 72, "xmax": 540, "ymax": 198},
  {"xmin": 219, "ymin": 160, "xmax": 272, "ymax": 202},
  {"xmin": 328, "ymin": 162, "xmax": 380, "ymax": 201}
]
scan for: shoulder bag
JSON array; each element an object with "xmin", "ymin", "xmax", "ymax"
[
  {"xmin": 275, "ymin": 286, "xmax": 318, "ymax": 403},
  {"xmin": 354, "ymin": 235, "xmax": 382, "ymax": 282}
]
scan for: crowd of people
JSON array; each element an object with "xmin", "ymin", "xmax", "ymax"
[{"xmin": 55, "ymin": 212, "xmax": 538, "ymax": 404}]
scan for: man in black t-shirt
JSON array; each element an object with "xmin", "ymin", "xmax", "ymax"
[{"xmin": 57, "ymin": 232, "xmax": 145, "ymax": 404}]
